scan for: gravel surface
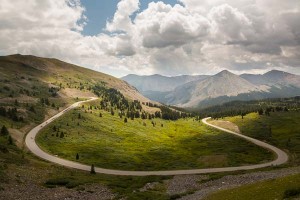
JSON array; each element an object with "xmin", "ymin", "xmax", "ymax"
[
  {"xmin": 178, "ymin": 167, "xmax": 300, "ymax": 200},
  {"xmin": 0, "ymin": 165, "xmax": 115, "ymax": 200},
  {"xmin": 0, "ymin": 183, "xmax": 115, "ymax": 200},
  {"xmin": 139, "ymin": 182, "xmax": 160, "ymax": 192},
  {"xmin": 166, "ymin": 175, "xmax": 209, "ymax": 196}
]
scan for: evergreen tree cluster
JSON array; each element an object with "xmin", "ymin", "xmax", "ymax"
[
  {"xmin": 51, "ymin": 125, "xmax": 66, "ymax": 138},
  {"xmin": 93, "ymin": 84, "xmax": 145, "ymax": 120},
  {"xmin": 48, "ymin": 87, "xmax": 59, "ymax": 97},
  {"xmin": 40, "ymin": 98, "xmax": 50, "ymax": 106},
  {"xmin": 160, "ymin": 106, "xmax": 182, "ymax": 120},
  {"xmin": 0, "ymin": 106, "xmax": 23, "ymax": 122},
  {"xmin": 198, "ymin": 97, "xmax": 299, "ymax": 119},
  {"xmin": 142, "ymin": 102, "xmax": 159, "ymax": 108},
  {"xmin": 1, "ymin": 125, "xmax": 9, "ymax": 136},
  {"xmin": 93, "ymin": 84, "xmax": 191, "ymax": 121}
]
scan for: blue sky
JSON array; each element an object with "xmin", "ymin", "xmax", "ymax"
[{"xmin": 81, "ymin": 0, "xmax": 179, "ymax": 36}]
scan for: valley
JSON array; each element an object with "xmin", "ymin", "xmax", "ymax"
[
  {"xmin": 0, "ymin": 55, "xmax": 299, "ymax": 199},
  {"xmin": 1, "ymin": 1, "xmax": 300, "ymax": 199},
  {"xmin": 35, "ymin": 99, "xmax": 273, "ymax": 172}
]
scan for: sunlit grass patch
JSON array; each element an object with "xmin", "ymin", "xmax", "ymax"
[
  {"xmin": 36, "ymin": 101, "xmax": 274, "ymax": 171},
  {"xmin": 224, "ymin": 111, "xmax": 300, "ymax": 165}
]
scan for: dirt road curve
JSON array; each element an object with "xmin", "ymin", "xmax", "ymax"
[{"xmin": 25, "ymin": 98, "xmax": 288, "ymax": 176}]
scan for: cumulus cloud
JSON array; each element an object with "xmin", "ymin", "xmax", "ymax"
[
  {"xmin": 106, "ymin": 0, "xmax": 140, "ymax": 32},
  {"xmin": 0, "ymin": 0, "xmax": 299, "ymax": 77},
  {"xmin": 134, "ymin": 2, "xmax": 210, "ymax": 48},
  {"xmin": 208, "ymin": 4, "xmax": 253, "ymax": 42},
  {"xmin": 0, "ymin": 0, "xmax": 87, "ymax": 55}
]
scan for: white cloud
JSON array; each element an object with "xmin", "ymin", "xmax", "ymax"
[
  {"xmin": 208, "ymin": 4, "xmax": 253, "ymax": 42},
  {"xmin": 134, "ymin": 2, "xmax": 210, "ymax": 48},
  {"xmin": 0, "ymin": 0, "xmax": 299, "ymax": 77},
  {"xmin": 106, "ymin": 0, "xmax": 140, "ymax": 32}
]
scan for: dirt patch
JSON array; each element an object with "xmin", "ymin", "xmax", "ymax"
[
  {"xmin": 209, "ymin": 120, "xmax": 241, "ymax": 133},
  {"xmin": 8, "ymin": 128, "xmax": 25, "ymax": 148},
  {"xmin": 45, "ymin": 108, "xmax": 61, "ymax": 120},
  {"xmin": 58, "ymin": 88, "xmax": 96, "ymax": 99},
  {"xmin": 142, "ymin": 105, "xmax": 161, "ymax": 114},
  {"xmin": 198, "ymin": 155, "xmax": 228, "ymax": 168},
  {"xmin": 20, "ymin": 122, "xmax": 36, "ymax": 134}
]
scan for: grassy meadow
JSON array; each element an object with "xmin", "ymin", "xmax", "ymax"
[
  {"xmin": 222, "ymin": 111, "xmax": 300, "ymax": 165},
  {"xmin": 0, "ymin": 132, "xmax": 170, "ymax": 199},
  {"xmin": 36, "ymin": 100, "xmax": 274, "ymax": 171}
]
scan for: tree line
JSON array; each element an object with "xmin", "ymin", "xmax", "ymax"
[
  {"xmin": 197, "ymin": 97, "xmax": 300, "ymax": 119},
  {"xmin": 93, "ymin": 84, "xmax": 190, "ymax": 121},
  {"xmin": 0, "ymin": 106, "xmax": 23, "ymax": 122}
]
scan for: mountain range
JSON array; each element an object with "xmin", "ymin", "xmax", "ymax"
[
  {"xmin": 122, "ymin": 70, "xmax": 300, "ymax": 108},
  {"xmin": 3, "ymin": 54, "xmax": 298, "ymax": 110}
]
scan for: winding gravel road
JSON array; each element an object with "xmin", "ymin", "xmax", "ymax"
[{"xmin": 25, "ymin": 98, "xmax": 288, "ymax": 176}]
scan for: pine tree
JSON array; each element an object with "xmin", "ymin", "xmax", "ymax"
[
  {"xmin": 8, "ymin": 135, "xmax": 13, "ymax": 145},
  {"xmin": 76, "ymin": 153, "xmax": 79, "ymax": 160},
  {"xmin": 124, "ymin": 118, "xmax": 128, "ymax": 123},
  {"xmin": 45, "ymin": 98, "xmax": 50, "ymax": 106},
  {"xmin": 14, "ymin": 99, "xmax": 19, "ymax": 106},
  {"xmin": 241, "ymin": 112, "xmax": 245, "ymax": 119},
  {"xmin": 258, "ymin": 108, "xmax": 263, "ymax": 115},
  {"xmin": 1, "ymin": 125, "xmax": 9, "ymax": 136},
  {"xmin": 90, "ymin": 164, "xmax": 96, "ymax": 174},
  {"xmin": 0, "ymin": 107, "xmax": 6, "ymax": 117},
  {"xmin": 268, "ymin": 127, "xmax": 272, "ymax": 139},
  {"xmin": 29, "ymin": 105, "xmax": 35, "ymax": 113}
]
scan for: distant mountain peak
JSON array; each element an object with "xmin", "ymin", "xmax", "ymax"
[
  {"xmin": 267, "ymin": 69, "xmax": 284, "ymax": 73},
  {"xmin": 215, "ymin": 70, "xmax": 235, "ymax": 77},
  {"xmin": 264, "ymin": 70, "xmax": 291, "ymax": 76},
  {"xmin": 150, "ymin": 74, "xmax": 164, "ymax": 77}
]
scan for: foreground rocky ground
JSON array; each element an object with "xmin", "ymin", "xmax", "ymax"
[
  {"xmin": 0, "ymin": 183, "xmax": 114, "ymax": 200},
  {"xmin": 168, "ymin": 167, "xmax": 300, "ymax": 200},
  {"xmin": 0, "ymin": 164, "xmax": 115, "ymax": 200},
  {"xmin": 0, "ymin": 164, "xmax": 299, "ymax": 199}
]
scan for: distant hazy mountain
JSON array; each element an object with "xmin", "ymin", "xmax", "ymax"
[
  {"xmin": 166, "ymin": 70, "xmax": 268, "ymax": 107},
  {"xmin": 123, "ymin": 70, "xmax": 300, "ymax": 109},
  {"xmin": 122, "ymin": 74, "xmax": 208, "ymax": 92},
  {"xmin": 241, "ymin": 70, "xmax": 300, "ymax": 88}
]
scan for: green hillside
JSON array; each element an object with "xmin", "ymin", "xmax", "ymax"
[
  {"xmin": 223, "ymin": 111, "xmax": 300, "ymax": 166},
  {"xmin": 0, "ymin": 54, "xmax": 148, "ymax": 101},
  {"xmin": 36, "ymin": 99, "xmax": 273, "ymax": 171},
  {"xmin": 205, "ymin": 173, "xmax": 300, "ymax": 200},
  {"xmin": 0, "ymin": 54, "xmax": 153, "ymax": 146},
  {"xmin": 0, "ymin": 54, "xmax": 299, "ymax": 199}
]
